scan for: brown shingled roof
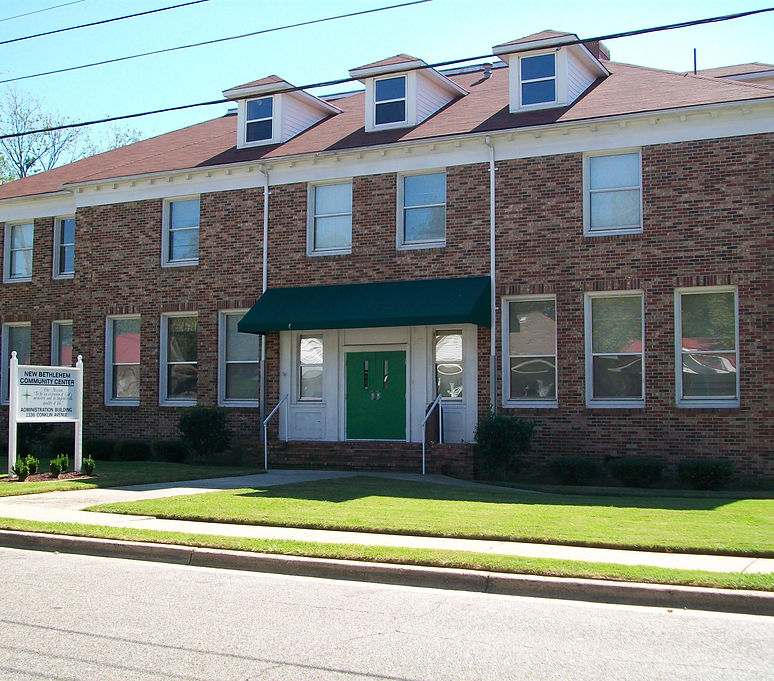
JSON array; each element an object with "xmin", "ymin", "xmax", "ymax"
[
  {"xmin": 351, "ymin": 54, "xmax": 422, "ymax": 72},
  {"xmin": 225, "ymin": 75, "xmax": 286, "ymax": 91},
  {"xmin": 494, "ymin": 30, "xmax": 574, "ymax": 48},
  {"xmin": 695, "ymin": 62, "xmax": 774, "ymax": 78}
]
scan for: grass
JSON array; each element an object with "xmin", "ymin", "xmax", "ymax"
[
  {"xmin": 0, "ymin": 457, "xmax": 261, "ymax": 497},
  {"xmin": 88, "ymin": 476, "xmax": 774, "ymax": 557},
  {"xmin": 1, "ymin": 516, "xmax": 771, "ymax": 592}
]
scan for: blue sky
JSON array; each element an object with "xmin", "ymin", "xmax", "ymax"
[{"xmin": 1, "ymin": 0, "xmax": 772, "ymax": 142}]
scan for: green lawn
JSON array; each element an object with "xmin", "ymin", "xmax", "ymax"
[
  {"xmin": 0, "ymin": 457, "xmax": 261, "ymax": 497},
  {"xmin": 89, "ymin": 476, "xmax": 774, "ymax": 556}
]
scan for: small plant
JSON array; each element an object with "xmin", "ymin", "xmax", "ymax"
[
  {"xmin": 57, "ymin": 453, "xmax": 70, "ymax": 472},
  {"xmin": 24, "ymin": 454, "xmax": 40, "ymax": 475},
  {"xmin": 678, "ymin": 458, "xmax": 734, "ymax": 490},
  {"xmin": 178, "ymin": 407, "xmax": 232, "ymax": 461},
  {"xmin": 606, "ymin": 456, "xmax": 664, "ymax": 487},
  {"xmin": 548, "ymin": 456, "xmax": 600, "ymax": 486},
  {"xmin": 474, "ymin": 413, "xmax": 534, "ymax": 479},
  {"xmin": 151, "ymin": 440, "xmax": 189, "ymax": 463},
  {"xmin": 12, "ymin": 458, "xmax": 29, "ymax": 481},
  {"xmin": 113, "ymin": 440, "xmax": 152, "ymax": 461},
  {"xmin": 49, "ymin": 457, "xmax": 63, "ymax": 478},
  {"xmin": 82, "ymin": 456, "xmax": 96, "ymax": 476}
]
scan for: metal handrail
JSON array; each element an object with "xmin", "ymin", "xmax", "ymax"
[
  {"xmin": 262, "ymin": 393, "xmax": 288, "ymax": 470},
  {"xmin": 421, "ymin": 393, "xmax": 444, "ymax": 476}
]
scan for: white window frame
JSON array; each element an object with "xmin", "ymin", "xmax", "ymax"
[
  {"xmin": 52, "ymin": 216, "xmax": 75, "ymax": 280},
  {"xmin": 51, "ymin": 320, "xmax": 73, "ymax": 366},
  {"xmin": 3, "ymin": 221, "xmax": 34, "ymax": 283},
  {"xmin": 306, "ymin": 180, "xmax": 353, "ymax": 256},
  {"xmin": 583, "ymin": 149, "xmax": 643, "ymax": 237},
  {"xmin": 241, "ymin": 95, "xmax": 276, "ymax": 147},
  {"xmin": 105, "ymin": 314, "xmax": 141, "ymax": 407},
  {"xmin": 502, "ymin": 295, "xmax": 558, "ymax": 409},
  {"xmin": 674, "ymin": 287, "xmax": 739, "ymax": 409},
  {"xmin": 218, "ymin": 310, "xmax": 260, "ymax": 407},
  {"xmin": 297, "ymin": 335, "xmax": 323, "ymax": 402},
  {"xmin": 584, "ymin": 290, "xmax": 645, "ymax": 409},
  {"xmin": 432, "ymin": 328, "xmax": 464, "ymax": 401},
  {"xmin": 518, "ymin": 52, "xmax": 557, "ymax": 108},
  {"xmin": 161, "ymin": 196, "xmax": 200, "ymax": 267},
  {"xmin": 396, "ymin": 170, "xmax": 446, "ymax": 250},
  {"xmin": 1, "ymin": 322, "xmax": 31, "ymax": 405},
  {"xmin": 159, "ymin": 312, "xmax": 198, "ymax": 407},
  {"xmin": 373, "ymin": 75, "xmax": 407, "ymax": 129}
]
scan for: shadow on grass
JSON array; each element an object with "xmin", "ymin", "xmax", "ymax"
[{"xmin": 238, "ymin": 476, "xmax": 747, "ymax": 511}]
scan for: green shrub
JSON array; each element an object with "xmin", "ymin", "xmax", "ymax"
[
  {"xmin": 151, "ymin": 440, "xmax": 189, "ymax": 463},
  {"xmin": 548, "ymin": 456, "xmax": 600, "ymax": 485},
  {"xmin": 607, "ymin": 456, "xmax": 664, "ymax": 487},
  {"xmin": 59, "ymin": 453, "xmax": 70, "ymax": 472},
  {"xmin": 678, "ymin": 458, "xmax": 734, "ymax": 490},
  {"xmin": 49, "ymin": 457, "xmax": 62, "ymax": 478},
  {"xmin": 178, "ymin": 407, "xmax": 232, "ymax": 460},
  {"xmin": 24, "ymin": 454, "xmax": 39, "ymax": 475},
  {"xmin": 474, "ymin": 413, "xmax": 534, "ymax": 479},
  {"xmin": 113, "ymin": 440, "xmax": 152, "ymax": 461},
  {"xmin": 82, "ymin": 456, "xmax": 96, "ymax": 476},
  {"xmin": 49, "ymin": 434, "xmax": 74, "ymax": 458},
  {"xmin": 85, "ymin": 439, "xmax": 116, "ymax": 461},
  {"xmin": 12, "ymin": 458, "xmax": 29, "ymax": 481}
]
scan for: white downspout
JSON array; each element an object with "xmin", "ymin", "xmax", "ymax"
[
  {"xmin": 259, "ymin": 164, "xmax": 269, "ymax": 430},
  {"xmin": 484, "ymin": 136, "xmax": 497, "ymax": 411}
]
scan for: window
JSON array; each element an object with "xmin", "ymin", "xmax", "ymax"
[
  {"xmin": 53, "ymin": 217, "xmax": 75, "ymax": 278},
  {"xmin": 4, "ymin": 222, "xmax": 33, "ymax": 282},
  {"xmin": 434, "ymin": 330, "xmax": 463, "ymax": 399},
  {"xmin": 1, "ymin": 323, "xmax": 30, "ymax": 404},
  {"xmin": 675, "ymin": 288, "xmax": 739, "ymax": 407},
  {"xmin": 245, "ymin": 97, "xmax": 273, "ymax": 143},
  {"xmin": 299, "ymin": 336, "xmax": 322, "ymax": 400},
  {"xmin": 520, "ymin": 53, "xmax": 556, "ymax": 106},
  {"xmin": 308, "ymin": 182, "xmax": 352, "ymax": 255},
  {"xmin": 374, "ymin": 76, "xmax": 406, "ymax": 126},
  {"xmin": 585, "ymin": 292, "xmax": 644, "ymax": 407},
  {"xmin": 398, "ymin": 171, "xmax": 446, "ymax": 248},
  {"xmin": 504, "ymin": 297, "xmax": 557, "ymax": 406},
  {"xmin": 219, "ymin": 311, "xmax": 260, "ymax": 406},
  {"xmin": 160, "ymin": 314, "xmax": 197, "ymax": 405},
  {"xmin": 162, "ymin": 197, "xmax": 200, "ymax": 266},
  {"xmin": 584, "ymin": 151, "xmax": 642, "ymax": 235},
  {"xmin": 52, "ymin": 321, "xmax": 73, "ymax": 366},
  {"xmin": 106, "ymin": 316, "xmax": 140, "ymax": 405}
]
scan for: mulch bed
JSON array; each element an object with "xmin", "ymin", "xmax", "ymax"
[{"xmin": 1, "ymin": 471, "xmax": 98, "ymax": 483}]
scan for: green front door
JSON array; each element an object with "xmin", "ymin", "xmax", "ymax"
[{"xmin": 346, "ymin": 351, "xmax": 406, "ymax": 440}]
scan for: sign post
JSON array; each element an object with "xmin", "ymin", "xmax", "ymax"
[{"xmin": 7, "ymin": 352, "xmax": 84, "ymax": 477}]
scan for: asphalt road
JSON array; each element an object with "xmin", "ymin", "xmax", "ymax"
[{"xmin": 2, "ymin": 547, "xmax": 771, "ymax": 681}]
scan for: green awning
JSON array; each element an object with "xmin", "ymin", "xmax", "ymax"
[{"xmin": 238, "ymin": 276, "xmax": 491, "ymax": 333}]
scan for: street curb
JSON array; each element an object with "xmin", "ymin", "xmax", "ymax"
[{"xmin": 1, "ymin": 529, "xmax": 772, "ymax": 616}]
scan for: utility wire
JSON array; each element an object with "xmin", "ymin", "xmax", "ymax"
[
  {"xmin": 0, "ymin": 0, "xmax": 212, "ymax": 46},
  {"xmin": 2, "ymin": 6, "xmax": 772, "ymax": 141},
  {"xmin": 0, "ymin": 0, "xmax": 87, "ymax": 23},
  {"xmin": 0, "ymin": 0, "xmax": 436, "ymax": 85}
]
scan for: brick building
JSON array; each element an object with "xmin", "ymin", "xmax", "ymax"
[{"xmin": 1, "ymin": 31, "xmax": 772, "ymax": 477}]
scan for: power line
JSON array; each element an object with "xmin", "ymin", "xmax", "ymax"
[
  {"xmin": 0, "ymin": 0, "xmax": 88, "ymax": 23},
  {"xmin": 0, "ymin": 0, "xmax": 212, "ymax": 46},
  {"xmin": 2, "ymin": 6, "xmax": 772, "ymax": 141},
  {"xmin": 0, "ymin": 0, "xmax": 436, "ymax": 86}
]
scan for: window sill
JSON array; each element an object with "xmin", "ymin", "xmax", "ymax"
[
  {"xmin": 397, "ymin": 240, "xmax": 446, "ymax": 251},
  {"xmin": 677, "ymin": 398, "xmax": 739, "ymax": 409},
  {"xmin": 307, "ymin": 248, "xmax": 352, "ymax": 258},
  {"xmin": 52, "ymin": 273, "xmax": 74, "ymax": 281},
  {"xmin": 219, "ymin": 400, "xmax": 260, "ymax": 408},
  {"xmin": 160, "ymin": 399, "xmax": 197, "ymax": 407},
  {"xmin": 504, "ymin": 399, "xmax": 558, "ymax": 409},
  {"xmin": 584, "ymin": 226, "xmax": 642, "ymax": 238},
  {"xmin": 3, "ymin": 276, "xmax": 32, "ymax": 284},
  {"xmin": 586, "ymin": 399, "xmax": 645, "ymax": 409},
  {"xmin": 105, "ymin": 399, "xmax": 140, "ymax": 407},
  {"xmin": 162, "ymin": 259, "xmax": 198, "ymax": 268}
]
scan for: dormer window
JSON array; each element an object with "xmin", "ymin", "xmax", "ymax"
[
  {"xmin": 246, "ymin": 97, "xmax": 273, "ymax": 143},
  {"xmin": 375, "ymin": 76, "xmax": 406, "ymax": 125},
  {"xmin": 520, "ymin": 53, "xmax": 556, "ymax": 106}
]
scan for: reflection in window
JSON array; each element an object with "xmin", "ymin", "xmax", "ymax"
[
  {"xmin": 222, "ymin": 312, "xmax": 259, "ymax": 403},
  {"xmin": 167, "ymin": 198, "xmax": 200, "ymax": 263},
  {"xmin": 7, "ymin": 223, "xmax": 33, "ymax": 279},
  {"xmin": 299, "ymin": 336, "xmax": 322, "ymax": 400},
  {"xmin": 508, "ymin": 298, "xmax": 556, "ymax": 401},
  {"xmin": 166, "ymin": 316, "xmax": 197, "ymax": 401},
  {"xmin": 402, "ymin": 172, "xmax": 446, "ymax": 244},
  {"xmin": 53, "ymin": 321, "xmax": 73, "ymax": 366},
  {"xmin": 435, "ymin": 331, "xmax": 463, "ymax": 399},
  {"xmin": 375, "ymin": 76, "xmax": 406, "ymax": 125},
  {"xmin": 312, "ymin": 182, "xmax": 352, "ymax": 252},
  {"xmin": 587, "ymin": 152, "xmax": 641, "ymax": 233},
  {"xmin": 55, "ymin": 218, "xmax": 75, "ymax": 276},
  {"xmin": 109, "ymin": 317, "xmax": 140, "ymax": 401},
  {"xmin": 246, "ymin": 97, "xmax": 273, "ymax": 142},
  {"xmin": 520, "ymin": 53, "xmax": 556, "ymax": 106},
  {"xmin": 2, "ymin": 324, "xmax": 31, "ymax": 403}
]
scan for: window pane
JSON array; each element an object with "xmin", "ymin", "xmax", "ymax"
[
  {"xmin": 168, "ymin": 364, "xmax": 197, "ymax": 399},
  {"xmin": 246, "ymin": 97, "xmax": 272, "ymax": 120},
  {"xmin": 9, "ymin": 326, "xmax": 30, "ymax": 364},
  {"xmin": 590, "ymin": 190, "xmax": 640, "ymax": 229},
  {"xmin": 225, "ymin": 314, "xmax": 259, "ymax": 362},
  {"xmin": 375, "ymin": 100, "xmax": 405, "ymax": 125},
  {"xmin": 315, "ymin": 183, "xmax": 351, "ymax": 215},
  {"xmin": 300, "ymin": 365, "xmax": 322, "ymax": 399},
  {"xmin": 375, "ymin": 76, "xmax": 405, "ymax": 101},
  {"xmin": 170, "ymin": 228, "xmax": 199, "ymax": 261},
  {"xmin": 591, "ymin": 296, "xmax": 642, "ymax": 354},
  {"xmin": 682, "ymin": 353, "xmax": 737, "ymax": 398},
  {"xmin": 168, "ymin": 317, "xmax": 197, "ymax": 362},
  {"xmin": 435, "ymin": 332, "xmax": 462, "ymax": 363},
  {"xmin": 113, "ymin": 318, "xmax": 140, "ymax": 364},
  {"xmin": 56, "ymin": 324, "xmax": 72, "ymax": 366},
  {"xmin": 315, "ymin": 215, "xmax": 352, "ymax": 250},
  {"xmin": 589, "ymin": 153, "xmax": 639, "ymax": 190},
  {"xmin": 593, "ymin": 355, "xmax": 642, "ymax": 398},
  {"xmin": 113, "ymin": 365, "xmax": 140, "ymax": 400},
  {"xmin": 437, "ymin": 364, "xmax": 463, "ymax": 399},
  {"xmin": 61, "ymin": 218, "xmax": 75, "ymax": 244},
  {"xmin": 404, "ymin": 206, "xmax": 445, "ymax": 242},
  {"xmin": 300, "ymin": 337, "xmax": 322, "ymax": 365},
  {"xmin": 521, "ymin": 54, "xmax": 555, "ymax": 80},
  {"xmin": 60, "ymin": 245, "xmax": 74, "ymax": 273},
  {"xmin": 11, "ymin": 250, "xmax": 31, "ymax": 277},
  {"xmin": 521, "ymin": 80, "xmax": 556, "ymax": 105},
  {"xmin": 681, "ymin": 292, "xmax": 736, "ymax": 350},
  {"xmin": 404, "ymin": 173, "xmax": 445, "ymax": 206},
  {"xmin": 226, "ymin": 362, "xmax": 259, "ymax": 400},
  {"xmin": 11, "ymin": 224, "xmax": 33, "ymax": 249},
  {"xmin": 509, "ymin": 300, "xmax": 556, "ymax": 355},
  {"xmin": 170, "ymin": 199, "xmax": 199, "ymax": 229},
  {"xmin": 510, "ymin": 356, "xmax": 556, "ymax": 399},
  {"xmin": 246, "ymin": 119, "xmax": 272, "ymax": 142}
]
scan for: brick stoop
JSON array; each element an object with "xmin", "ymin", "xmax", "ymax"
[{"xmin": 241, "ymin": 440, "xmax": 474, "ymax": 478}]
